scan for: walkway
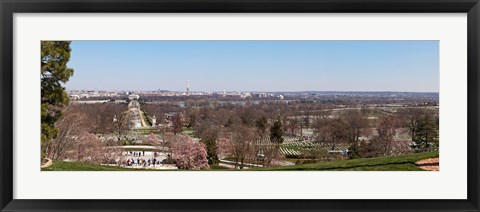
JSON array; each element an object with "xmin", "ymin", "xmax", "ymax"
[{"xmin": 416, "ymin": 158, "xmax": 439, "ymax": 171}]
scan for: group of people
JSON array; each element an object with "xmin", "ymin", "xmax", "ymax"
[
  {"xmin": 123, "ymin": 157, "xmax": 160, "ymax": 167},
  {"xmin": 121, "ymin": 151, "xmax": 162, "ymax": 167},
  {"xmin": 125, "ymin": 151, "xmax": 145, "ymax": 157}
]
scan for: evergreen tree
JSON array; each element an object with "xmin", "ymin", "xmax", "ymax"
[
  {"xmin": 269, "ymin": 119, "xmax": 284, "ymax": 143},
  {"xmin": 202, "ymin": 127, "xmax": 219, "ymax": 165},
  {"xmin": 412, "ymin": 112, "xmax": 439, "ymax": 152},
  {"xmin": 41, "ymin": 41, "xmax": 74, "ymax": 157},
  {"xmin": 196, "ymin": 120, "xmax": 220, "ymax": 165}
]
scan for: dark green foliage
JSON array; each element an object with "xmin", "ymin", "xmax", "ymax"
[
  {"xmin": 412, "ymin": 112, "xmax": 439, "ymax": 152},
  {"xmin": 143, "ymin": 110, "xmax": 153, "ymax": 126},
  {"xmin": 350, "ymin": 139, "xmax": 383, "ymax": 159},
  {"xmin": 187, "ymin": 113, "xmax": 196, "ymax": 128},
  {"xmin": 41, "ymin": 41, "xmax": 74, "ymax": 157},
  {"xmin": 269, "ymin": 119, "xmax": 284, "ymax": 143},
  {"xmin": 202, "ymin": 127, "xmax": 220, "ymax": 165},
  {"xmin": 195, "ymin": 120, "xmax": 220, "ymax": 165},
  {"xmin": 302, "ymin": 116, "xmax": 310, "ymax": 129}
]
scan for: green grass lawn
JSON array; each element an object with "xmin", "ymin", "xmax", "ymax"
[
  {"xmin": 42, "ymin": 151, "xmax": 438, "ymax": 171},
  {"xmin": 257, "ymin": 151, "xmax": 438, "ymax": 171},
  {"xmin": 209, "ymin": 165, "xmax": 231, "ymax": 170},
  {"xmin": 42, "ymin": 161, "xmax": 135, "ymax": 171},
  {"xmin": 42, "ymin": 161, "xmax": 231, "ymax": 171}
]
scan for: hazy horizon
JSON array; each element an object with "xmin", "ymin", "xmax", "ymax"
[
  {"xmin": 66, "ymin": 40, "xmax": 439, "ymax": 92},
  {"xmin": 66, "ymin": 88, "xmax": 439, "ymax": 94}
]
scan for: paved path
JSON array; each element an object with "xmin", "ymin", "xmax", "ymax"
[
  {"xmin": 120, "ymin": 165, "xmax": 178, "ymax": 170},
  {"xmin": 116, "ymin": 145, "xmax": 163, "ymax": 150},
  {"xmin": 416, "ymin": 158, "xmax": 439, "ymax": 171},
  {"xmin": 218, "ymin": 159, "xmax": 263, "ymax": 169}
]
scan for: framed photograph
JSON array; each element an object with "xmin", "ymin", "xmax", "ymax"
[{"xmin": 1, "ymin": 0, "xmax": 479, "ymax": 211}]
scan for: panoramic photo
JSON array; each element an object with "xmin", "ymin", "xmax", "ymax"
[{"xmin": 40, "ymin": 40, "xmax": 439, "ymax": 171}]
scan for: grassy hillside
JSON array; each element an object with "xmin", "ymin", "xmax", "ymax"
[
  {"xmin": 42, "ymin": 161, "xmax": 231, "ymax": 171},
  {"xmin": 258, "ymin": 151, "xmax": 439, "ymax": 171},
  {"xmin": 42, "ymin": 161, "xmax": 136, "ymax": 171},
  {"xmin": 42, "ymin": 151, "xmax": 438, "ymax": 171}
]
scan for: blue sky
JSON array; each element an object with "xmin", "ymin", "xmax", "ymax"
[{"xmin": 66, "ymin": 40, "xmax": 439, "ymax": 92}]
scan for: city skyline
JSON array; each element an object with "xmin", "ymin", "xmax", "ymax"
[
  {"xmin": 66, "ymin": 86, "xmax": 440, "ymax": 93},
  {"xmin": 66, "ymin": 40, "xmax": 439, "ymax": 92}
]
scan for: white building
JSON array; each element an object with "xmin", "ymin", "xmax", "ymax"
[
  {"xmin": 241, "ymin": 92, "xmax": 252, "ymax": 98},
  {"xmin": 128, "ymin": 94, "xmax": 140, "ymax": 100},
  {"xmin": 69, "ymin": 94, "xmax": 80, "ymax": 100}
]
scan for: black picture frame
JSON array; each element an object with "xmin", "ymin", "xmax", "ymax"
[{"xmin": 1, "ymin": 0, "xmax": 479, "ymax": 211}]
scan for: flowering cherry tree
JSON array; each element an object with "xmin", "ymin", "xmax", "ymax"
[
  {"xmin": 216, "ymin": 137, "xmax": 233, "ymax": 159},
  {"xmin": 170, "ymin": 135, "xmax": 209, "ymax": 170},
  {"xmin": 146, "ymin": 133, "xmax": 161, "ymax": 145}
]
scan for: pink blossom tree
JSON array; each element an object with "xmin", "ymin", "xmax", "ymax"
[
  {"xmin": 170, "ymin": 135, "xmax": 209, "ymax": 170},
  {"xmin": 146, "ymin": 133, "xmax": 161, "ymax": 145},
  {"xmin": 216, "ymin": 137, "xmax": 233, "ymax": 159}
]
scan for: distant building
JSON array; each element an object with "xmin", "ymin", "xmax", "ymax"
[
  {"xmin": 241, "ymin": 92, "xmax": 252, "ymax": 98},
  {"xmin": 79, "ymin": 94, "xmax": 90, "ymax": 99},
  {"xmin": 259, "ymin": 93, "xmax": 267, "ymax": 98},
  {"xmin": 128, "ymin": 94, "xmax": 140, "ymax": 100},
  {"xmin": 69, "ymin": 94, "xmax": 80, "ymax": 100},
  {"xmin": 152, "ymin": 115, "xmax": 156, "ymax": 127}
]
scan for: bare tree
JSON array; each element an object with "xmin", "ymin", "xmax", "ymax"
[
  {"xmin": 113, "ymin": 112, "xmax": 130, "ymax": 142},
  {"xmin": 398, "ymin": 108, "xmax": 424, "ymax": 140},
  {"xmin": 259, "ymin": 143, "xmax": 283, "ymax": 167},
  {"xmin": 255, "ymin": 116, "xmax": 269, "ymax": 138},
  {"xmin": 343, "ymin": 109, "xmax": 369, "ymax": 147},
  {"xmin": 67, "ymin": 132, "xmax": 102, "ymax": 163},
  {"xmin": 375, "ymin": 116, "xmax": 398, "ymax": 155},
  {"xmin": 99, "ymin": 138, "xmax": 123, "ymax": 164},
  {"xmin": 171, "ymin": 113, "xmax": 183, "ymax": 135},
  {"xmin": 68, "ymin": 103, "xmax": 128, "ymax": 134},
  {"xmin": 229, "ymin": 125, "xmax": 257, "ymax": 169},
  {"xmin": 285, "ymin": 118, "xmax": 300, "ymax": 136},
  {"xmin": 45, "ymin": 106, "xmax": 91, "ymax": 160},
  {"xmin": 237, "ymin": 107, "xmax": 257, "ymax": 127},
  {"xmin": 314, "ymin": 118, "xmax": 349, "ymax": 150}
]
